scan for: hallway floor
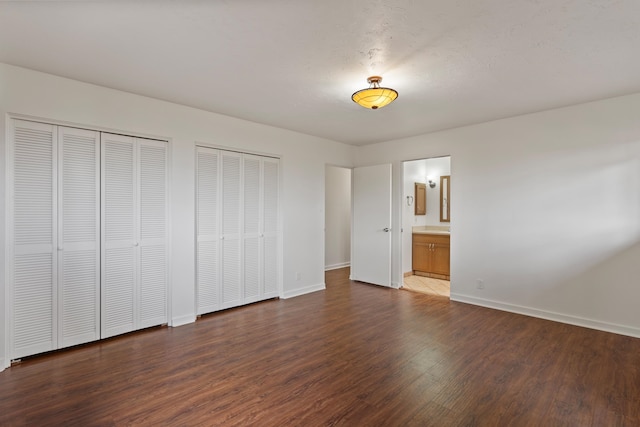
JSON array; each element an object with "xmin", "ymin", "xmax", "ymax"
[{"xmin": 402, "ymin": 274, "xmax": 450, "ymax": 297}]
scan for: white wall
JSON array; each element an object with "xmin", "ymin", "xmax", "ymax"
[
  {"xmin": 325, "ymin": 166, "xmax": 351, "ymax": 270},
  {"xmin": 402, "ymin": 157, "xmax": 450, "ymax": 274},
  {"xmin": 2, "ymin": 62, "xmax": 639, "ymax": 372},
  {"xmin": 357, "ymin": 93, "xmax": 640, "ymax": 337},
  {"xmin": 0, "ymin": 63, "xmax": 355, "ymax": 369}
]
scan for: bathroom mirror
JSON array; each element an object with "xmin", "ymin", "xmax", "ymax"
[
  {"xmin": 414, "ymin": 182, "xmax": 426, "ymax": 215},
  {"xmin": 440, "ymin": 175, "xmax": 450, "ymax": 222}
]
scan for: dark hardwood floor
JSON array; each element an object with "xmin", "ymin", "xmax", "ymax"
[{"xmin": 1, "ymin": 267, "xmax": 639, "ymax": 426}]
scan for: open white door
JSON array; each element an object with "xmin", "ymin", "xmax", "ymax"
[{"xmin": 351, "ymin": 163, "xmax": 392, "ymax": 287}]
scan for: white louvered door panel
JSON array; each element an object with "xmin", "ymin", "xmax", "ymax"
[
  {"xmin": 10, "ymin": 120, "xmax": 58, "ymax": 359},
  {"xmin": 243, "ymin": 155, "xmax": 261, "ymax": 303},
  {"xmin": 195, "ymin": 148, "xmax": 279, "ymax": 315},
  {"xmin": 196, "ymin": 148, "xmax": 221, "ymax": 315},
  {"xmin": 262, "ymin": 158, "xmax": 280, "ymax": 298},
  {"xmin": 137, "ymin": 139, "xmax": 168, "ymax": 328},
  {"xmin": 101, "ymin": 133, "xmax": 136, "ymax": 338},
  {"xmin": 57, "ymin": 127, "xmax": 100, "ymax": 348},
  {"xmin": 221, "ymin": 151, "xmax": 242, "ymax": 308}
]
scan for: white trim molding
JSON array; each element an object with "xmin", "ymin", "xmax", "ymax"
[
  {"xmin": 450, "ymin": 293, "xmax": 640, "ymax": 339},
  {"xmin": 324, "ymin": 262, "xmax": 350, "ymax": 271},
  {"xmin": 282, "ymin": 283, "xmax": 325, "ymax": 299},
  {"xmin": 171, "ymin": 315, "xmax": 197, "ymax": 328}
]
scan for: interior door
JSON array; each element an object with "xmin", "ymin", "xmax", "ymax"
[
  {"xmin": 58, "ymin": 126, "xmax": 100, "ymax": 348},
  {"xmin": 137, "ymin": 138, "xmax": 168, "ymax": 328},
  {"xmin": 101, "ymin": 133, "xmax": 136, "ymax": 338},
  {"xmin": 351, "ymin": 163, "xmax": 392, "ymax": 287},
  {"xmin": 196, "ymin": 147, "xmax": 221, "ymax": 315},
  {"xmin": 220, "ymin": 150, "xmax": 242, "ymax": 308},
  {"xmin": 243, "ymin": 154, "xmax": 261, "ymax": 303},
  {"xmin": 10, "ymin": 120, "xmax": 58, "ymax": 359},
  {"xmin": 262, "ymin": 158, "xmax": 279, "ymax": 298}
]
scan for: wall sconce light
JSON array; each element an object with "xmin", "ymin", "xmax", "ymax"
[{"xmin": 428, "ymin": 179, "xmax": 436, "ymax": 188}]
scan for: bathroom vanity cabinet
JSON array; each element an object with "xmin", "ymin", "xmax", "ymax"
[{"xmin": 412, "ymin": 233, "xmax": 450, "ymax": 280}]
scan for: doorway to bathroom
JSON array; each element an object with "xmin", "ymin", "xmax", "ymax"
[{"xmin": 402, "ymin": 156, "xmax": 451, "ymax": 298}]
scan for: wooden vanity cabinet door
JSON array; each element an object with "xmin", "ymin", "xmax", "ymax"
[
  {"xmin": 412, "ymin": 236, "xmax": 430, "ymax": 272},
  {"xmin": 431, "ymin": 241, "xmax": 450, "ymax": 276}
]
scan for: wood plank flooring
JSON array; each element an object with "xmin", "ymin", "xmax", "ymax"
[{"xmin": 1, "ymin": 267, "xmax": 639, "ymax": 426}]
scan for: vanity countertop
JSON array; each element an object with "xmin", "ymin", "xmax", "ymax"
[{"xmin": 412, "ymin": 226, "xmax": 450, "ymax": 235}]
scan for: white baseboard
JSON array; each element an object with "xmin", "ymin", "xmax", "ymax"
[
  {"xmin": 324, "ymin": 262, "xmax": 350, "ymax": 271},
  {"xmin": 282, "ymin": 283, "xmax": 326, "ymax": 299},
  {"xmin": 450, "ymin": 293, "xmax": 640, "ymax": 339},
  {"xmin": 171, "ymin": 314, "xmax": 197, "ymax": 327}
]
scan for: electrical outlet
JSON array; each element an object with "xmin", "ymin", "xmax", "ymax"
[
  {"xmin": 295, "ymin": 272, "xmax": 301, "ymax": 281},
  {"xmin": 476, "ymin": 279, "xmax": 484, "ymax": 290}
]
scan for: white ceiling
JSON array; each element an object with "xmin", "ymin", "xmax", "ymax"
[{"xmin": 1, "ymin": 0, "xmax": 639, "ymax": 146}]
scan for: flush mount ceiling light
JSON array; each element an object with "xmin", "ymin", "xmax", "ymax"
[{"xmin": 351, "ymin": 76, "xmax": 398, "ymax": 109}]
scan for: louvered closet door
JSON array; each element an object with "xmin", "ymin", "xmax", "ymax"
[
  {"xmin": 101, "ymin": 133, "xmax": 136, "ymax": 338},
  {"xmin": 243, "ymin": 155, "xmax": 261, "ymax": 303},
  {"xmin": 137, "ymin": 138, "xmax": 168, "ymax": 328},
  {"xmin": 262, "ymin": 158, "xmax": 279, "ymax": 298},
  {"xmin": 196, "ymin": 148, "xmax": 221, "ymax": 315},
  {"xmin": 57, "ymin": 126, "xmax": 100, "ymax": 348},
  {"xmin": 221, "ymin": 151, "xmax": 242, "ymax": 308},
  {"xmin": 10, "ymin": 120, "xmax": 57, "ymax": 359},
  {"xmin": 195, "ymin": 148, "xmax": 279, "ymax": 315}
]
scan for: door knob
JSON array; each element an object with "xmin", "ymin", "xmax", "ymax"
[{"xmin": 383, "ymin": 228, "xmax": 391, "ymax": 232}]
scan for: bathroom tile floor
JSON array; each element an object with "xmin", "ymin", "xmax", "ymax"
[{"xmin": 402, "ymin": 275, "xmax": 450, "ymax": 297}]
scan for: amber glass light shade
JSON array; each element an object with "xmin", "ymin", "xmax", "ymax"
[{"xmin": 352, "ymin": 76, "xmax": 398, "ymax": 109}]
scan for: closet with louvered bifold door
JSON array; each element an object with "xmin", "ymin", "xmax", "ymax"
[
  {"xmin": 7, "ymin": 120, "xmax": 168, "ymax": 360},
  {"xmin": 196, "ymin": 147, "xmax": 280, "ymax": 315},
  {"xmin": 8, "ymin": 120, "xmax": 100, "ymax": 360},
  {"xmin": 101, "ymin": 133, "xmax": 168, "ymax": 339}
]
